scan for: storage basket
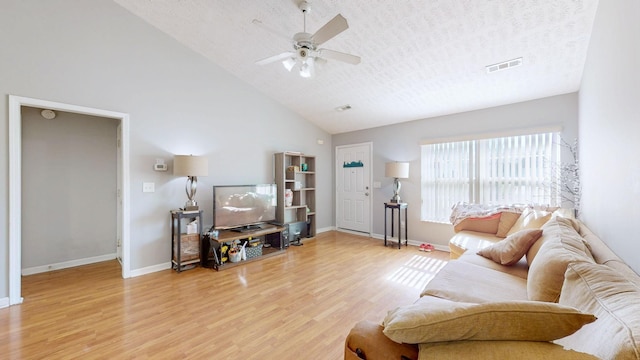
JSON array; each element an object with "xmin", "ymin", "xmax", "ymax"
[
  {"xmin": 245, "ymin": 244, "xmax": 263, "ymax": 259},
  {"xmin": 173, "ymin": 233, "xmax": 200, "ymax": 262}
]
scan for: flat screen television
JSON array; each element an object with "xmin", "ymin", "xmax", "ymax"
[{"xmin": 212, "ymin": 184, "xmax": 277, "ymax": 231}]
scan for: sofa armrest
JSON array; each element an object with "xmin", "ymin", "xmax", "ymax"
[
  {"xmin": 453, "ymin": 213, "xmax": 501, "ymax": 233},
  {"xmin": 345, "ymin": 320, "xmax": 418, "ymax": 360}
]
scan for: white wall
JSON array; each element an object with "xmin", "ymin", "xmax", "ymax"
[
  {"xmin": 21, "ymin": 107, "xmax": 118, "ymax": 269},
  {"xmin": 0, "ymin": 0, "xmax": 332, "ymax": 298},
  {"xmin": 333, "ymin": 93, "xmax": 579, "ymax": 247},
  {"xmin": 579, "ymin": 0, "xmax": 640, "ymax": 273}
]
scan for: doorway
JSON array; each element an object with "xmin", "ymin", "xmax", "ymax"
[
  {"xmin": 8, "ymin": 95, "xmax": 131, "ymax": 306},
  {"xmin": 335, "ymin": 143, "xmax": 372, "ymax": 234}
]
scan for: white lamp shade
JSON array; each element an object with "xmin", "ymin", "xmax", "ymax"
[
  {"xmin": 173, "ymin": 155, "xmax": 208, "ymax": 177},
  {"xmin": 385, "ymin": 162, "xmax": 409, "ymax": 179}
]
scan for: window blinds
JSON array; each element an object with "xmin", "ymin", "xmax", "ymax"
[{"xmin": 421, "ymin": 132, "xmax": 559, "ymax": 223}]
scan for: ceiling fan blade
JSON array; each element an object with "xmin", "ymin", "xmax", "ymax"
[
  {"xmin": 256, "ymin": 52, "xmax": 295, "ymax": 65},
  {"xmin": 311, "ymin": 14, "xmax": 349, "ymax": 46},
  {"xmin": 318, "ymin": 49, "xmax": 361, "ymax": 65},
  {"xmin": 252, "ymin": 19, "xmax": 292, "ymax": 43}
]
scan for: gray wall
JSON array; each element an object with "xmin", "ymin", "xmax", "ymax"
[
  {"xmin": 579, "ymin": 0, "xmax": 640, "ymax": 273},
  {"xmin": 333, "ymin": 93, "xmax": 579, "ymax": 248},
  {"xmin": 0, "ymin": 0, "xmax": 332, "ymax": 299},
  {"xmin": 21, "ymin": 107, "xmax": 118, "ymax": 269}
]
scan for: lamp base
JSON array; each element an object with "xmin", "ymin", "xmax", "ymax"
[
  {"xmin": 184, "ymin": 199, "xmax": 198, "ymax": 211},
  {"xmin": 390, "ymin": 178, "xmax": 401, "ymax": 203}
]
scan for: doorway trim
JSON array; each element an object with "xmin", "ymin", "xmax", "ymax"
[
  {"xmin": 8, "ymin": 95, "xmax": 131, "ymax": 305},
  {"xmin": 335, "ymin": 142, "xmax": 373, "ymax": 236}
]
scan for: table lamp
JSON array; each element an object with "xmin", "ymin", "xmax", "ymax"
[
  {"xmin": 174, "ymin": 155, "xmax": 208, "ymax": 210},
  {"xmin": 385, "ymin": 162, "xmax": 409, "ymax": 203}
]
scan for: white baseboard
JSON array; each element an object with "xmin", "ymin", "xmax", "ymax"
[
  {"xmin": 130, "ymin": 262, "xmax": 171, "ymax": 277},
  {"xmin": 0, "ymin": 297, "xmax": 9, "ymax": 309},
  {"xmin": 317, "ymin": 226, "xmax": 335, "ymax": 234},
  {"xmin": 22, "ymin": 253, "xmax": 117, "ymax": 276},
  {"xmin": 370, "ymin": 233, "xmax": 449, "ymax": 252},
  {"xmin": 335, "ymin": 228, "xmax": 371, "ymax": 236}
]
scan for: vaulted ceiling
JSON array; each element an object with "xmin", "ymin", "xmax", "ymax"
[{"xmin": 113, "ymin": 0, "xmax": 599, "ymax": 134}]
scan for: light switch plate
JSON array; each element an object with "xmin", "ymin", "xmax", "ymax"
[
  {"xmin": 373, "ymin": 181, "xmax": 382, "ymax": 188},
  {"xmin": 142, "ymin": 182, "xmax": 155, "ymax": 193}
]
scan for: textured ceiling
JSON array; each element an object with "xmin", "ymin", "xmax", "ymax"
[{"xmin": 113, "ymin": 0, "xmax": 599, "ymax": 134}]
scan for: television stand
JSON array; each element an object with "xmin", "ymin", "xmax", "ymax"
[
  {"xmin": 231, "ymin": 224, "xmax": 263, "ymax": 233},
  {"xmin": 206, "ymin": 224, "xmax": 286, "ymax": 271}
]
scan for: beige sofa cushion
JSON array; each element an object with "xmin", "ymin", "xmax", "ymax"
[
  {"xmin": 453, "ymin": 213, "xmax": 501, "ymax": 233},
  {"xmin": 449, "ymin": 230, "xmax": 502, "ymax": 259},
  {"xmin": 527, "ymin": 217, "xmax": 594, "ymax": 302},
  {"xmin": 506, "ymin": 208, "xmax": 552, "ymax": 236},
  {"xmin": 419, "ymin": 341, "xmax": 599, "ymax": 360},
  {"xmin": 421, "ymin": 260, "xmax": 528, "ymax": 303},
  {"xmin": 555, "ymin": 262, "xmax": 640, "ymax": 360},
  {"xmin": 526, "ymin": 215, "xmax": 581, "ymax": 267},
  {"xmin": 458, "ymin": 252, "xmax": 529, "ymax": 279},
  {"xmin": 477, "ymin": 229, "xmax": 543, "ymax": 266},
  {"xmin": 496, "ymin": 211, "xmax": 521, "ymax": 237},
  {"xmin": 383, "ymin": 296, "xmax": 596, "ymax": 344}
]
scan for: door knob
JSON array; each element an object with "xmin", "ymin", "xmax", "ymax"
[{"xmin": 365, "ymin": 192, "xmax": 369, "ymax": 196}]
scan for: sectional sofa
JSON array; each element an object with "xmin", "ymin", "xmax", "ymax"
[{"xmin": 344, "ymin": 207, "xmax": 640, "ymax": 359}]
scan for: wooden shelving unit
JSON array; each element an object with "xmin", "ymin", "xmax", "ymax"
[{"xmin": 274, "ymin": 152, "xmax": 316, "ymax": 238}]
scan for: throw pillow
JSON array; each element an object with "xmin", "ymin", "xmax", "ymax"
[
  {"xmin": 506, "ymin": 208, "xmax": 552, "ymax": 236},
  {"xmin": 453, "ymin": 213, "xmax": 501, "ymax": 233},
  {"xmin": 496, "ymin": 211, "xmax": 521, "ymax": 237},
  {"xmin": 382, "ymin": 296, "xmax": 596, "ymax": 344},
  {"xmin": 526, "ymin": 217, "xmax": 594, "ymax": 302},
  {"xmin": 477, "ymin": 229, "xmax": 543, "ymax": 266},
  {"xmin": 556, "ymin": 262, "xmax": 640, "ymax": 360}
]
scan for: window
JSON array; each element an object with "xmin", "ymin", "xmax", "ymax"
[{"xmin": 421, "ymin": 132, "xmax": 560, "ymax": 223}]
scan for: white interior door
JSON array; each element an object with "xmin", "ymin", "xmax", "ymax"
[{"xmin": 336, "ymin": 143, "xmax": 372, "ymax": 233}]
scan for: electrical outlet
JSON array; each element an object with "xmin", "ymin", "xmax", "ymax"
[{"xmin": 143, "ymin": 182, "xmax": 155, "ymax": 193}]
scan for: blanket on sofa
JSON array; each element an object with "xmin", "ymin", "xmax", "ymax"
[
  {"xmin": 449, "ymin": 203, "xmax": 559, "ymax": 226},
  {"xmin": 449, "ymin": 203, "xmax": 523, "ymax": 226}
]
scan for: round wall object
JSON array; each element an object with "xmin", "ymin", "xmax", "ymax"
[{"xmin": 41, "ymin": 109, "xmax": 56, "ymax": 119}]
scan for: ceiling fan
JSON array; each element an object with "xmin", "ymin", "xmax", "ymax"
[{"xmin": 253, "ymin": 1, "xmax": 361, "ymax": 78}]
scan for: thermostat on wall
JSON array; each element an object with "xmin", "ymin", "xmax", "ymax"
[
  {"xmin": 154, "ymin": 159, "xmax": 167, "ymax": 172},
  {"xmin": 154, "ymin": 163, "xmax": 167, "ymax": 171}
]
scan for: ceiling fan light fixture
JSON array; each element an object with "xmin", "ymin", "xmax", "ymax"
[
  {"xmin": 282, "ymin": 57, "xmax": 296, "ymax": 72},
  {"xmin": 300, "ymin": 58, "xmax": 314, "ymax": 78},
  {"xmin": 254, "ymin": 2, "xmax": 358, "ymax": 78}
]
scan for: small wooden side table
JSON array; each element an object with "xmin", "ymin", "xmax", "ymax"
[
  {"xmin": 384, "ymin": 202, "xmax": 408, "ymax": 249},
  {"xmin": 170, "ymin": 210, "xmax": 203, "ymax": 272}
]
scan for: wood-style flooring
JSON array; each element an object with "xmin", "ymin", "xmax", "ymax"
[{"xmin": 0, "ymin": 231, "xmax": 448, "ymax": 359}]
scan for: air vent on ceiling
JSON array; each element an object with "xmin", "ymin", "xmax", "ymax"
[{"xmin": 486, "ymin": 57, "xmax": 523, "ymax": 73}]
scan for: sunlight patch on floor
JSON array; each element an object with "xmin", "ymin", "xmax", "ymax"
[{"xmin": 387, "ymin": 255, "xmax": 447, "ymax": 289}]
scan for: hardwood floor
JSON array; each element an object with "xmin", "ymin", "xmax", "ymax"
[{"xmin": 0, "ymin": 231, "xmax": 448, "ymax": 359}]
